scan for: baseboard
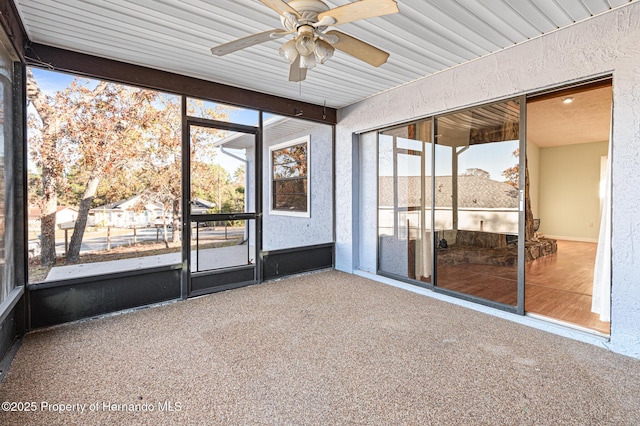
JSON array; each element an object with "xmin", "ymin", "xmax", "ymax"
[
  {"xmin": 263, "ymin": 243, "xmax": 334, "ymax": 280},
  {"xmin": 544, "ymin": 235, "xmax": 598, "ymax": 243}
]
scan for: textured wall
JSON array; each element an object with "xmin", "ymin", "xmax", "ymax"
[
  {"xmin": 335, "ymin": 3, "xmax": 640, "ymax": 358},
  {"xmin": 262, "ymin": 123, "xmax": 333, "ymax": 251},
  {"xmin": 358, "ymin": 131, "xmax": 377, "ymax": 273}
]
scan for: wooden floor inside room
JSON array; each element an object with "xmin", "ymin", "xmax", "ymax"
[
  {"xmin": 436, "ymin": 263, "xmax": 518, "ymax": 306},
  {"xmin": 436, "ymin": 240, "xmax": 610, "ymax": 335},
  {"xmin": 525, "ymin": 240, "xmax": 610, "ymax": 334}
]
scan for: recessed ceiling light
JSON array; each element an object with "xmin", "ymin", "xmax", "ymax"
[{"xmin": 562, "ymin": 97, "xmax": 574, "ymax": 104}]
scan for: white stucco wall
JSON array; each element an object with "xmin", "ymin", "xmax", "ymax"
[
  {"xmin": 262, "ymin": 122, "xmax": 333, "ymax": 251},
  {"xmin": 358, "ymin": 131, "xmax": 378, "ymax": 273},
  {"xmin": 335, "ymin": 3, "xmax": 640, "ymax": 358}
]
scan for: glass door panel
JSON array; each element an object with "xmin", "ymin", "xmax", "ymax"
[
  {"xmin": 189, "ymin": 125, "xmax": 253, "ymax": 216},
  {"xmin": 434, "ymin": 100, "xmax": 521, "ymax": 306},
  {"xmin": 191, "ymin": 218, "xmax": 255, "ymax": 272},
  {"xmin": 188, "ymin": 124, "xmax": 257, "ymax": 294},
  {"xmin": 378, "ymin": 119, "xmax": 433, "ymax": 284}
]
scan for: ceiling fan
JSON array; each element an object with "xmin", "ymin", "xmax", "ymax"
[{"xmin": 210, "ymin": 0, "xmax": 399, "ymax": 82}]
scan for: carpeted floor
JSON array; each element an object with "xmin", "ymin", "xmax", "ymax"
[{"xmin": 1, "ymin": 270, "xmax": 639, "ymax": 425}]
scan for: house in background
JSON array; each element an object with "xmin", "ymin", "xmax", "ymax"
[
  {"xmin": 27, "ymin": 206, "xmax": 78, "ymax": 234},
  {"xmin": 89, "ymin": 195, "xmax": 164, "ymax": 229},
  {"xmin": 190, "ymin": 198, "xmax": 216, "ymax": 215},
  {"xmin": 90, "ymin": 195, "xmax": 218, "ymax": 228},
  {"xmin": 26, "ymin": 206, "xmax": 78, "ymax": 259}
]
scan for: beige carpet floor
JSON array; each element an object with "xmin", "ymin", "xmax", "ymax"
[{"xmin": 1, "ymin": 270, "xmax": 639, "ymax": 425}]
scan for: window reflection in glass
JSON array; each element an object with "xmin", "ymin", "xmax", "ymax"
[
  {"xmin": 271, "ymin": 138, "xmax": 308, "ymax": 213},
  {"xmin": 434, "ymin": 99, "xmax": 520, "ymax": 306}
]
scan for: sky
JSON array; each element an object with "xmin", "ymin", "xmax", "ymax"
[
  {"xmin": 31, "ymin": 67, "xmax": 75, "ymax": 93},
  {"xmin": 379, "ymin": 134, "xmax": 519, "ymax": 181},
  {"xmin": 31, "ymin": 67, "xmax": 263, "ymax": 125}
]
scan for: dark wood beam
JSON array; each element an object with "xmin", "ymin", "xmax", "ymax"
[
  {"xmin": 0, "ymin": 0, "xmax": 28, "ymax": 60},
  {"xmin": 25, "ymin": 43, "xmax": 337, "ymax": 124}
]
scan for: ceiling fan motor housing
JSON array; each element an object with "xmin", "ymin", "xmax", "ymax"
[{"xmin": 281, "ymin": 0, "xmax": 330, "ymax": 30}]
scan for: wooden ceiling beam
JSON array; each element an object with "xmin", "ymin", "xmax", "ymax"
[
  {"xmin": 25, "ymin": 43, "xmax": 337, "ymax": 124},
  {"xmin": 0, "ymin": 0, "xmax": 28, "ymax": 60}
]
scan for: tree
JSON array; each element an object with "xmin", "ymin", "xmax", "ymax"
[
  {"xmin": 502, "ymin": 149, "xmax": 519, "ymax": 188},
  {"xmin": 138, "ymin": 95, "xmax": 183, "ymax": 242},
  {"xmin": 524, "ymin": 157, "xmax": 536, "ymax": 241},
  {"xmin": 231, "ymin": 165, "xmax": 246, "ymax": 212},
  {"xmin": 28, "ymin": 69, "xmax": 233, "ymax": 265},
  {"xmin": 28, "ymin": 71, "xmax": 161, "ymax": 263},
  {"xmin": 62, "ymin": 82, "xmax": 156, "ymax": 263},
  {"xmin": 135, "ymin": 96, "xmax": 232, "ymax": 241},
  {"xmin": 501, "ymin": 148, "xmax": 535, "ymax": 240},
  {"xmin": 93, "ymin": 166, "xmax": 145, "ymax": 208},
  {"xmin": 27, "ymin": 70, "xmax": 109, "ymax": 265},
  {"xmin": 185, "ymin": 100, "xmax": 234, "ymax": 215},
  {"xmin": 462, "ymin": 168, "xmax": 491, "ymax": 179}
]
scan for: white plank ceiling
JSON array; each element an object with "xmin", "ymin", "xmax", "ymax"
[{"xmin": 13, "ymin": 0, "xmax": 635, "ymax": 108}]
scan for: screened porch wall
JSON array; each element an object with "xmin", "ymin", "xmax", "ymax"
[{"xmin": 262, "ymin": 119, "xmax": 333, "ymax": 252}]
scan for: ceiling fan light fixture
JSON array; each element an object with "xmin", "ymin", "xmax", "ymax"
[
  {"xmin": 299, "ymin": 52, "xmax": 317, "ymax": 69},
  {"xmin": 210, "ymin": 0, "xmax": 400, "ymax": 82},
  {"xmin": 295, "ymin": 25, "xmax": 317, "ymax": 56},
  {"xmin": 279, "ymin": 39, "xmax": 299, "ymax": 62},
  {"xmin": 314, "ymin": 39, "xmax": 334, "ymax": 64}
]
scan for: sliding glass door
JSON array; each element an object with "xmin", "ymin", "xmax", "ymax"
[
  {"xmin": 378, "ymin": 119, "xmax": 433, "ymax": 284},
  {"xmin": 377, "ymin": 98, "xmax": 525, "ymax": 312},
  {"xmin": 433, "ymin": 100, "xmax": 523, "ymax": 309}
]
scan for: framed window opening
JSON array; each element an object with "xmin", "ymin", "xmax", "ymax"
[{"xmin": 269, "ymin": 136, "xmax": 310, "ymax": 217}]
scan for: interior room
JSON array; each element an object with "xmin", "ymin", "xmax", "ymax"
[{"xmin": 525, "ymin": 81, "xmax": 613, "ymax": 334}]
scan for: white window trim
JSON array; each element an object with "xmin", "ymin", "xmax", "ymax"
[{"xmin": 269, "ymin": 135, "xmax": 311, "ymax": 218}]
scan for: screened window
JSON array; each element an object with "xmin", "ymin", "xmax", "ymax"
[
  {"xmin": 186, "ymin": 97, "xmax": 259, "ymax": 126},
  {"xmin": 26, "ymin": 67, "xmax": 182, "ymax": 282},
  {"xmin": 0, "ymin": 32, "xmax": 16, "ymax": 302},
  {"xmin": 270, "ymin": 137, "xmax": 309, "ymax": 216}
]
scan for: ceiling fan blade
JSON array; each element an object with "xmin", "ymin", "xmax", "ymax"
[
  {"xmin": 259, "ymin": 0, "xmax": 301, "ymax": 18},
  {"xmin": 318, "ymin": 0, "xmax": 399, "ymax": 26},
  {"xmin": 326, "ymin": 30, "xmax": 389, "ymax": 67},
  {"xmin": 211, "ymin": 30, "xmax": 288, "ymax": 56},
  {"xmin": 289, "ymin": 55, "xmax": 307, "ymax": 82}
]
